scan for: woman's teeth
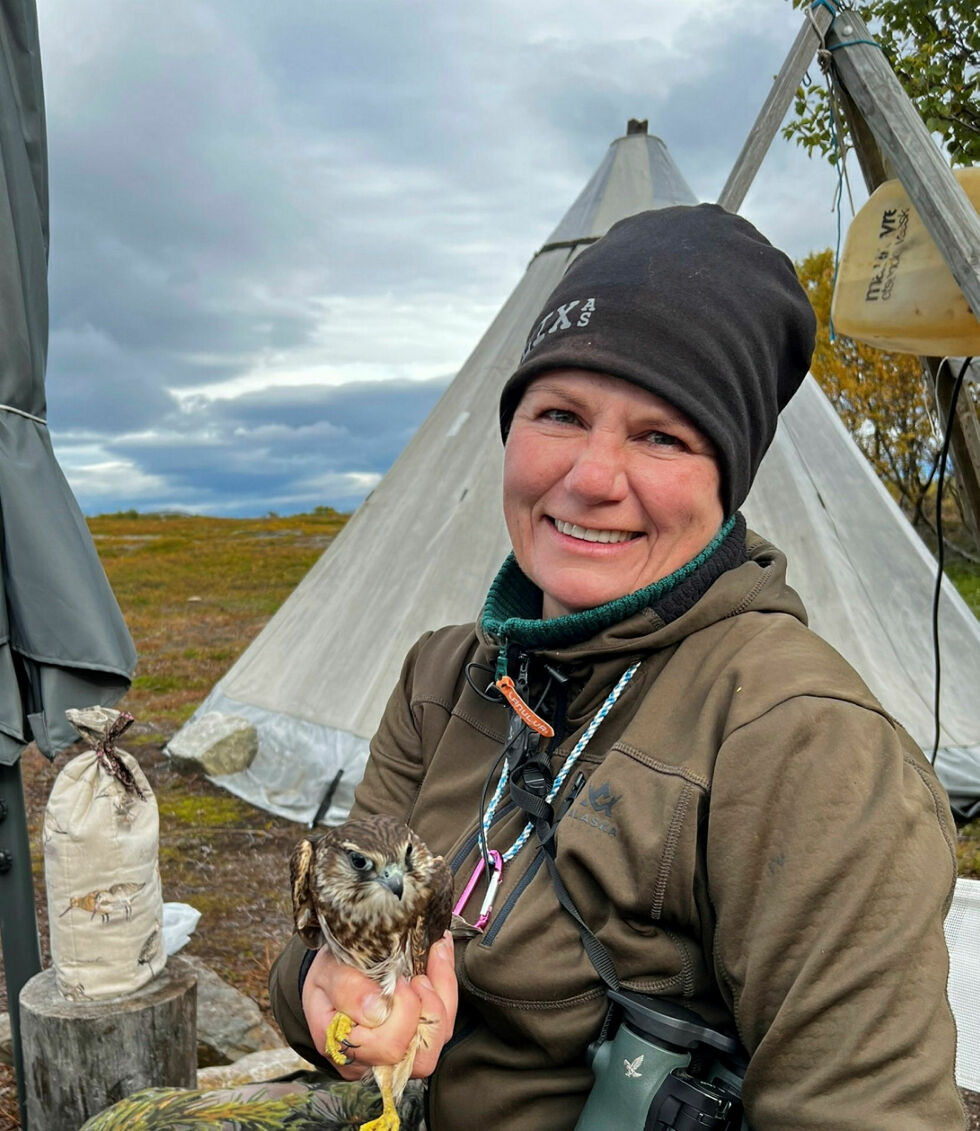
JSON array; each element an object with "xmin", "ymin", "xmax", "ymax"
[{"xmin": 554, "ymin": 519, "xmax": 637, "ymax": 544}]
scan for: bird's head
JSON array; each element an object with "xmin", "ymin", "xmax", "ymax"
[
  {"xmin": 338, "ymin": 837, "xmax": 411, "ymax": 902},
  {"xmin": 290, "ymin": 814, "xmax": 442, "ymax": 947}
]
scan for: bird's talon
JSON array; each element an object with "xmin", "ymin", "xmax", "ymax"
[
  {"xmin": 362, "ymin": 1075, "xmax": 400, "ymax": 1131},
  {"xmin": 361, "ymin": 1110, "xmax": 400, "ymax": 1131},
  {"xmin": 325, "ymin": 1011, "xmax": 355, "ymax": 1066}
]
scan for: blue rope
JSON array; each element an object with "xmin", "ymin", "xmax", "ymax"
[
  {"xmin": 808, "ymin": 0, "xmax": 840, "ymax": 21},
  {"xmin": 482, "ymin": 661, "xmax": 640, "ymax": 863},
  {"xmin": 828, "ymin": 38, "xmax": 884, "ymax": 52}
]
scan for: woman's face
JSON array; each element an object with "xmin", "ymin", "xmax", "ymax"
[{"xmin": 503, "ymin": 370, "xmax": 724, "ymax": 619}]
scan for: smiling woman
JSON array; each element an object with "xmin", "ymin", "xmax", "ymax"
[
  {"xmin": 89, "ymin": 205, "xmax": 966, "ymax": 1131},
  {"xmin": 265, "ymin": 205, "xmax": 964, "ymax": 1131}
]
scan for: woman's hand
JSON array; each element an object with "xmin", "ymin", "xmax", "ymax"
[{"xmin": 301, "ymin": 932, "xmax": 458, "ymax": 1080}]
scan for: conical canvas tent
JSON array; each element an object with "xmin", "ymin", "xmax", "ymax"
[{"xmin": 177, "ymin": 124, "xmax": 980, "ymax": 825}]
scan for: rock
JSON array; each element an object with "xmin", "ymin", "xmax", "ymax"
[
  {"xmin": 197, "ymin": 1047, "xmax": 315, "ymax": 1090},
  {"xmin": 184, "ymin": 955, "xmax": 284, "ymax": 1067},
  {"xmin": 0, "ymin": 1011, "xmax": 11, "ymax": 1066},
  {"xmin": 166, "ymin": 713, "xmax": 258, "ymax": 776}
]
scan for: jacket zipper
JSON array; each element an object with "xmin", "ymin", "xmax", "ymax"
[
  {"xmin": 478, "ymin": 849, "xmax": 546, "ymax": 948},
  {"xmin": 449, "ymin": 801, "xmax": 516, "ymax": 876}
]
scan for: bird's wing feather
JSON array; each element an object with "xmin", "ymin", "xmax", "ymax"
[
  {"xmin": 289, "ymin": 838, "xmax": 325, "ymax": 948},
  {"xmin": 411, "ymin": 853, "xmax": 454, "ymax": 976}
]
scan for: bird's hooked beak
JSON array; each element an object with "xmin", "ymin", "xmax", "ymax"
[{"xmin": 377, "ymin": 865, "xmax": 405, "ymax": 900}]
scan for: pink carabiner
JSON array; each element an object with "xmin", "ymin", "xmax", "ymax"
[
  {"xmin": 453, "ymin": 850, "xmax": 503, "ymax": 930},
  {"xmin": 474, "ymin": 858, "xmax": 504, "ymax": 930}
]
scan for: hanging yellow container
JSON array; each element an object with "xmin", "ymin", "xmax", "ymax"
[{"xmin": 831, "ymin": 166, "xmax": 980, "ymax": 356}]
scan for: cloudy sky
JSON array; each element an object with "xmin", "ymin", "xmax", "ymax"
[{"xmin": 34, "ymin": 0, "xmax": 854, "ymax": 517}]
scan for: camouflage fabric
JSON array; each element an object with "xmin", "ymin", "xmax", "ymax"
[{"xmin": 80, "ymin": 1075, "xmax": 427, "ymax": 1130}]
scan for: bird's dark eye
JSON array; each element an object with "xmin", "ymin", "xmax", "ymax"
[
  {"xmin": 348, "ymin": 851, "xmax": 372, "ymax": 872},
  {"xmin": 404, "ymin": 843, "xmax": 414, "ymax": 868}
]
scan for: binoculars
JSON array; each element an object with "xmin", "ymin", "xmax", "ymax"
[{"xmin": 573, "ymin": 989, "xmax": 748, "ymax": 1131}]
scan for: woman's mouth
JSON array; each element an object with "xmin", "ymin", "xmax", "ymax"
[{"xmin": 552, "ymin": 518, "xmax": 640, "ymax": 545}]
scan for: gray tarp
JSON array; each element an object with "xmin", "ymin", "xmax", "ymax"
[
  {"xmin": 1, "ymin": 1, "xmax": 136, "ymax": 1120},
  {"xmin": 0, "ymin": 0, "xmax": 136, "ymax": 765}
]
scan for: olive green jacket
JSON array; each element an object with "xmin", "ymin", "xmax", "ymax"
[{"xmin": 270, "ymin": 531, "xmax": 963, "ymax": 1130}]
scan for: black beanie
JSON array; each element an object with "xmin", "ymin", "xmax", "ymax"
[{"xmin": 499, "ymin": 204, "xmax": 816, "ymax": 517}]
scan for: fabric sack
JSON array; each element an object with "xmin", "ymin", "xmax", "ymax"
[{"xmin": 43, "ymin": 706, "xmax": 165, "ymax": 1000}]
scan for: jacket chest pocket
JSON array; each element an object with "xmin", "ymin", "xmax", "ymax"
[{"xmin": 553, "ymin": 746, "xmax": 710, "ymax": 979}]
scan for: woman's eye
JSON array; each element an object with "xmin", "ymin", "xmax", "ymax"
[
  {"xmin": 541, "ymin": 408, "xmax": 580, "ymax": 425},
  {"xmin": 348, "ymin": 851, "xmax": 372, "ymax": 872},
  {"xmin": 644, "ymin": 430, "xmax": 682, "ymax": 448}
]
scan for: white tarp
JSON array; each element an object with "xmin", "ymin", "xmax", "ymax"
[{"xmin": 945, "ymin": 878, "xmax": 980, "ymax": 1091}]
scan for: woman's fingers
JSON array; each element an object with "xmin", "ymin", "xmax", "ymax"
[
  {"xmin": 302, "ymin": 949, "xmax": 403, "ymax": 1075},
  {"xmin": 426, "ymin": 932, "xmax": 458, "ymax": 1014},
  {"xmin": 349, "ymin": 980, "xmax": 425, "ymax": 1066},
  {"xmin": 301, "ymin": 949, "xmax": 372, "ymax": 1078},
  {"xmin": 300, "ymin": 934, "xmax": 458, "ymax": 1079}
]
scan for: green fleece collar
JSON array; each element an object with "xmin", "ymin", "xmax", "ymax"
[{"xmin": 481, "ymin": 516, "xmax": 736, "ymax": 658}]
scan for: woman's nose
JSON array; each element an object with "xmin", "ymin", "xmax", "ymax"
[{"xmin": 564, "ymin": 434, "xmax": 629, "ymax": 502}]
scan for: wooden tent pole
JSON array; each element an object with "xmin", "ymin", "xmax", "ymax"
[
  {"xmin": 823, "ymin": 12, "xmax": 980, "ymax": 322},
  {"xmin": 717, "ymin": 5, "xmax": 834, "ymax": 213},
  {"xmin": 836, "ymin": 70, "xmax": 980, "ymax": 540},
  {"xmin": 721, "ymin": 2, "xmax": 980, "ymax": 538}
]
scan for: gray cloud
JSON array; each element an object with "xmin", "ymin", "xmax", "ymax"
[
  {"xmin": 52, "ymin": 376, "xmax": 450, "ymax": 516},
  {"xmin": 34, "ymin": 0, "xmax": 848, "ymax": 516}
]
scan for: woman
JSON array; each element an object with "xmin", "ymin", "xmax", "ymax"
[
  {"xmin": 84, "ymin": 205, "xmax": 961, "ymax": 1130},
  {"xmin": 270, "ymin": 206, "xmax": 963, "ymax": 1129}
]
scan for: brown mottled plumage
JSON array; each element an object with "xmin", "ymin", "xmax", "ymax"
[{"xmin": 289, "ymin": 814, "xmax": 452, "ymax": 1131}]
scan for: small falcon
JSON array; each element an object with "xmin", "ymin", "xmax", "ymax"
[{"xmin": 290, "ymin": 814, "xmax": 453, "ymax": 1131}]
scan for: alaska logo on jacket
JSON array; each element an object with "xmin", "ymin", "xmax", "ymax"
[{"xmin": 569, "ymin": 780, "xmax": 620, "ymax": 837}]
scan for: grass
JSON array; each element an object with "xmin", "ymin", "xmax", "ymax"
[
  {"xmin": 4, "ymin": 509, "xmax": 352, "ymax": 1022},
  {"xmin": 946, "ymin": 559, "xmax": 980, "ymax": 618},
  {"xmin": 958, "ymin": 821, "xmax": 980, "ymax": 878},
  {"xmin": 89, "ymin": 508, "xmax": 348, "ymax": 739}
]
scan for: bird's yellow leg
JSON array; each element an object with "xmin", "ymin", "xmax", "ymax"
[
  {"xmin": 325, "ymin": 1011, "xmax": 355, "ymax": 1066},
  {"xmin": 361, "ymin": 1068, "xmax": 400, "ymax": 1131}
]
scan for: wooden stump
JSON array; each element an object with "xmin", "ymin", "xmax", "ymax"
[{"xmin": 19, "ymin": 955, "xmax": 197, "ymax": 1131}]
